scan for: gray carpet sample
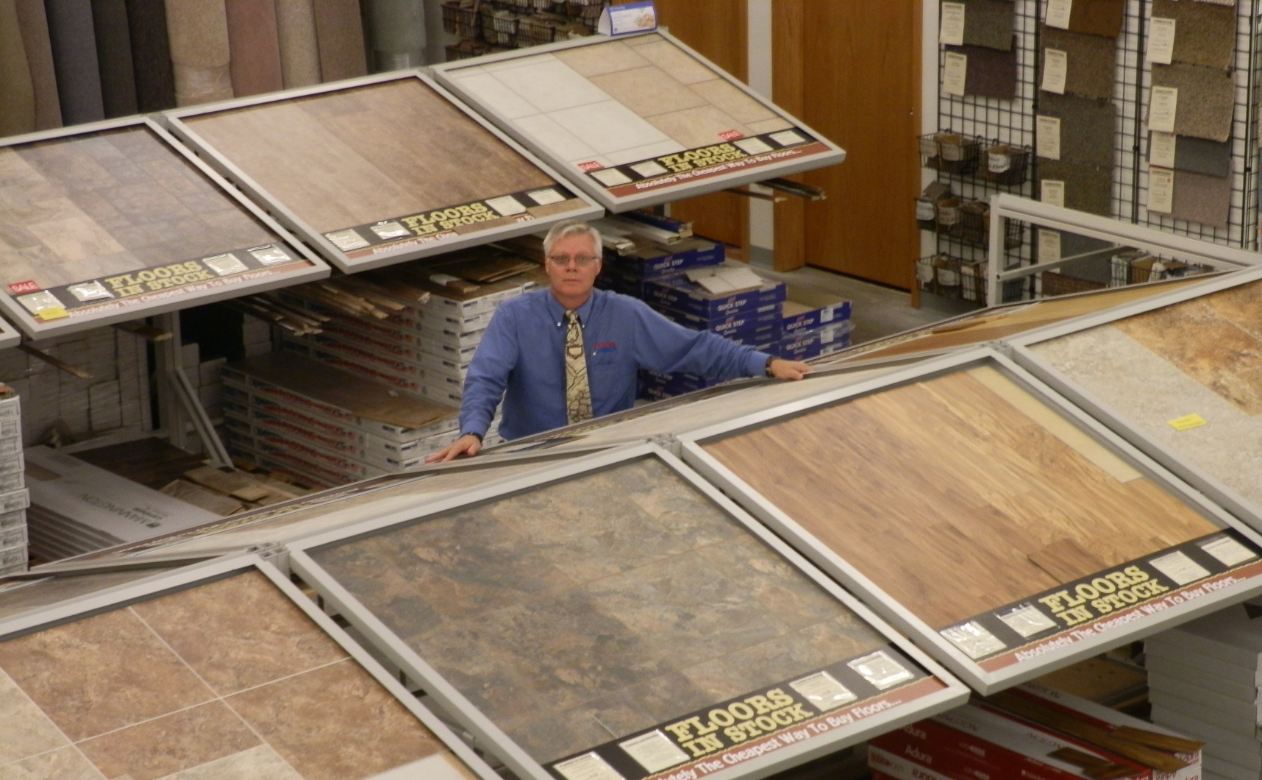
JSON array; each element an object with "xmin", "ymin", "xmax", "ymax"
[
  {"xmin": 1152, "ymin": 0, "xmax": 1236, "ymax": 71},
  {"xmin": 960, "ymin": 0, "xmax": 1014, "ymax": 51},
  {"xmin": 1171, "ymin": 168, "xmax": 1232, "ymax": 228},
  {"xmin": 1040, "ymin": 25, "xmax": 1116, "ymax": 100},
  {"xmin": 946, "ymin": 41, "xmax": 1017, "ymax": 100},
  {"xmin": 1038, "ymin": 159, "xmax": 1113, "ymax": 216},
  {"xmin": 1151, "ymin": 62, "xmax": 1235, "ymax": 143},
  {"xmin": 1038, "ymin": 92, "xmax": 1116, "ymax": 167},
  {"xmin": 1153, "ymin": 134, "xmax": 1232, "ymax": 178}
]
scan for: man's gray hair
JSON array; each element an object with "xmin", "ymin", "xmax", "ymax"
[{"xmin": 542, "ymin": 220, "xmax": 602, "ymax": 258}]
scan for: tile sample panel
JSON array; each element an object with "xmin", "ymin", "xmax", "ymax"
[
  {"xmin": 0, "ymin": 569, "xmax": 477, "ymax": 780},
  {"xmin": 310, "ymin": 457, "xmax": 945, "ymax": 774},
  {"xmin": 701, "ymin": 365, "xmax": 1262, "ymax": 672},
  {"xmin": 1030, "ymin": 280, "xmax": 1262, "ymax": 517},
  {"xmin": 0, "ymin": 122, "xmax": 323, "ymax": 337},
  {"xmin": 435, "ymin": 33, "xmax": 842, "ymax": 209},
  {"xmin": 177, "ymin": 77, "xmax": 596, "ymax": 270}
]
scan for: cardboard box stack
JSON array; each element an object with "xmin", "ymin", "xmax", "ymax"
[
  {"xmin": 777, "ymin": 285, "xmax": 853, "ymax": 362},
  {"xmin": 221, "ymin": 352, "xmax": 460, "ymax": 488},
  {"xmin": 1147, "ymin": 599, "xmax": 1262, "ymax": 780},
  {"xmin": 0, "ymin": 385, "xmax": 27, "ymax": 575},
  {"xmin": 870, "ymin": 683, "xmax": 1202, "ymax": 780}
]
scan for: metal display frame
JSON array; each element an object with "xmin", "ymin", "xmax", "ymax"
[
  {"xmin": 285, "ymin": 443, "xmax": 970, "ymax": 780},
  {"xmin": 162, "ymin": 70, "xmax": 604, "ymax": 274},
  {"xmin": 675, "ymin": 347, "xmax": 1262, "ymax": 694},
  {"xmin": 429, "ymin": 31, "xmax": 847, "ymax": 213},
  {"xmin": 987, "ymin": 194, "xmax": 1261, "ymax": 306},
  {"xmin": 1007, "ymin": 264, "xmax": 1262, "ymax": 536},
  {"xmin": 0, "ymin": 321, "xmax": 21, "ymax": 353},
  {"xmin": 0, "ymin": 117, "xmax": 331, "ymax": 339},
  {"xmin": 0, "ymin": 553, "xmax": 505, "ymax": 780}
]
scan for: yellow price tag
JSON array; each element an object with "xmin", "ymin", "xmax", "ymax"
[
  {"xmin": 1168, "ymin": 413, "xmax": 1207, "ymax": 431},
  {"xmin": 35, "ymin": 307, "xmax": 68, "ymax": 322}
]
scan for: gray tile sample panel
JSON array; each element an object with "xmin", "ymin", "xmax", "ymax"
[{"xmin": 310, "ymin": 457, "xmax": 940, "ymax": 773}]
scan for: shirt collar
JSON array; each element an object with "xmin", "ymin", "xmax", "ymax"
[{"xmin": 545, "ymin": 288, "xmax": 598, "ymax": 326}]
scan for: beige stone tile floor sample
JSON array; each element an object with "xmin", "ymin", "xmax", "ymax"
[
  {"xmin": 1029, "ymin": 280, "xmax": 1262, "ymax": 514},
  {"xmin": 0, "ymin": 126, "xmax": 277, "ymax": 290},
  {"xmin": 444, "ymin": 34, "xmax": 794, "ymax": 173},
  {"xmin": 0, "ymin": 570, "xmax": 468, "ymax": 780},
  {"xmin": 702, "ymin": 368, "xmax": 1218, "ymax": 629},
  {"xmin": 310, "ymin": 457, "xmax": 890, "ymax": 764}
]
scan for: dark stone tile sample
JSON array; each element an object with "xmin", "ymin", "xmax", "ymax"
[{"xmin": 1038, "ymin": 92, "xmax": 1116, "ymax": 167}]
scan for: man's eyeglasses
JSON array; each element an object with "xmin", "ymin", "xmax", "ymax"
[{"xmin": 547, "ymin": 255, "xmax": 600, "ymax": 267}]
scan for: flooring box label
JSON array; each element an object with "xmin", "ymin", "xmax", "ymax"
[
  {"xmin": 547, "ymin": 648, "xmax": 939, "ymax": 780},
  {"xmin": 938, "ymin": 530, "xmax": 1262, "ymax": 670}
]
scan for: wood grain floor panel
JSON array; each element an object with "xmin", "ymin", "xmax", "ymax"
[{"xmin": 703, "ymin": 370, "xmax": 1217, "ymax": 628}]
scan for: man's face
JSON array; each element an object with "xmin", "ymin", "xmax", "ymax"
[{"xmin": 545, "ymin": 232, "xmax": 602, "ymax": 303}]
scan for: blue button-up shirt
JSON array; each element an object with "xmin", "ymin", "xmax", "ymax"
[{"xmin": 460, "ymin": 288, "xmax": 771, "ymax": 440}]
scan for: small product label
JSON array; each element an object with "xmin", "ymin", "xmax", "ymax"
[
  {"xmin": 1167, "ymin": 412, "xmax": 1207, "ymax": 431},
  {"xmin": 997, "ymin": 603, "xmax": 1060, "ymax": 638},
  {"xmin": 66, "ymin": 281, "xmax": 114, "ymax": 302},
  {"xmin": 1042, "ymin": 48, "xmax": 1068, "ymax": 94},
  {"xmin": 369, "ymin": 221, "xmax": 410, "ymax": 240},
  {"xmin": 590, "ymin": 168, "xmax": 633, "ymax": 187},
  {"xmin": 719, "ymin": 129, "xmax": 746, "ymax": 141},
  {"xmin": 734, "ymin": 137, "xmax": 774, "ymax": 155},
  {"xmin": 940, "ymin": 2, "xmax": 966, "ymax": 45},
  {"xmin": 325, "ymin": 229, "xmax": 370, "ymax": 251},
  {"xmin": 1046, "ymin": 0, "xmax": 1072, "ymax": 28},
  {"xmin": 941, "ymin": 621, "xmax": 1007, "ymax": 659},
  {"xmin": 1150, "ymin": 130, "xmax": 1177, "ymax": 168},
  {"xmin": 916, "ymin": 199, "xmax": 937, "ymax": 221},
  {"xmin": 944, "ymin": 52, "xmax": 968, "ymax": 96},
  {"xmin": 249, "ymin": 245, "xmax": 292, "ymax": 265},
  {"xmin": 578, "ymin": 161, "xmax": 604, "ymax": 172},
  {"xmin": 1038, "ymin": 229, "xmax": 1062, "ymax": 264},
  {"xmin": 204, "ymin": 253, "xmax": 248, "ymax": 276},
  {"xmin": 1036, "ymin": 115, "xmax": 1062, "ymax": 160},
  {"xmin": 7, "ymin": 280, "xmax": 39, "ymax": 295},
  {"xmin": 18, "ymin": 290, "xmax": 64, "ymax": 316},
  {"xmin": 554, "ymin": 753, "xmax": 625, "ymax": 780},
  {"xmin": 988, "ymin": 150, "xmax": 1012, "ymax": 173},
  {"xmin": 486, "ymin": 195, "xmax": 526, "ymax": 216},
  {"xmin": 1041, "ymin": 179, "xmax": 1066, "ymax": 208},
  {"xmin": 1149, "ymin": 551, "xmax": 1211, "ymax": 586},
  {"xmin": 528, "ymin": 188, "xmax": 566, "ymax": 205},
  {"xmin": 770, "ymin": 130, "xmax": 807, "ymax": 147},
  {"xmin": 1149, "ymin": 86, "xmax": 1179, "ymax": 133},
  {"xmin": 630, "ymin": 160, "xmax": 669, "ymax": 178},
  {"xmin": 1148, "ymin": 167, "xmax": 1175, "ymax": 214},
  {"xmin": 1201, "ymin": 536, "xmax": 1258, "ymax": 567},
  {"xmin": 847, "ymin": 651, "xmax": 914, "ymax": 689},
  {"xmin": 789, "ymin": 671, "xmax": 857, "ymax": 710},
  {"xmin": 618, "ymin": 732, "xmax": 689, "ymax": 774},
  {"xmin": 1149, "ymin": 17, "xmax": 1176, "ymax": 64}
]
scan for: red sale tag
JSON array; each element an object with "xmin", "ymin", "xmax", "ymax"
[
  {"xmin": 719, "ymin": 130, "xmax": 745, "ymax": 141},
  {"xmin": 8, "ymin": 281, "xmax": 40, "ymax": 295},
  {"xmin": 577, "ymin": 161, "xmax": 604, "ymax": 172}
]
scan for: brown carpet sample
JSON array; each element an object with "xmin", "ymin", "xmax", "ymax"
[
  {"xmin": 960, "ymin": 0, "xmax": 1015, "ymax": 51},
  {"xmin": 1169, "ymin": 134, "xmax": 1232, "ymax": 178},
  {"xmin": 225, "ymin": 0, "xmax": 284, "ymax": 97},
  {"xmin": 1038, "ymin": 159, "xmax": 1113, "ymax": 216},
  {"xmin": 1040, "ymin": 25, "xmax": 1116, "ymax": 100},
  {"xmin": 1038, "ymin": 92, "xmax": 1116, "ymax": 167},
  {"xmin": 1152, "ymin": 0, "xmax": 1236, "ymax": 71},
  {"xmin": 164, "ymin": 0, "xmax": 233, "ymax": 106},
  {"xmin": 124, "ymin": 0, "xmax": 175, "ymax": 111},
  {"xmin": 275, "ymin": 0, "xmax": 321, "ymax": 88},
  {"xmin": 45, "ymin": 0, "xmax": 107, "ymax": 124},
  {"xmin": 90, "ymin": 0, "xmax": 139, "ymax": 117},
  {"xmin": 14, "ymin": 0, "xmax": 63, "ymax": 129},
  {"xmin": 946, "ymin": 41, "xmax": 1017, "ymax": 100},
  {"xmin": 0, "ymin": 0, "xmax": 37, "ymax": 136},
  {"xmin": 1151, "ymin": 62, "xmax": 1235, "ymax": 142},
  {"xmin": 312, "ymin": 0, "xmax": 367, "ymax": 82},
  {"xmin": 1171, "ymin": 168, "xmax": 1232, "ymax": 228},
  {"xmin": 1067, "ymin": 0, "xmax": 1126, "ymax": 39}
]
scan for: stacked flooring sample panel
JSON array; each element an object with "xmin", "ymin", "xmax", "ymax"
[
  {"xmin": 301, "ymin": 453, "xmax": 962, "ymax": 780},
  {"xmin": 0, "ymin": 121, "xmax": 325, "ymax": 336},
  {"xmin": 0, "ymin": 563, "xmax": 490, "ymax": 780},
  {"xmin": 170, "ymin": 75, "xmax": 599, "ymax": 271},
  {"xmin": 434, "ymin": 32, "xmax": 843, "ymax": 210},
  {"xmin": 0, "ymin": 387, "xmax": 24, "ymax": 576}
]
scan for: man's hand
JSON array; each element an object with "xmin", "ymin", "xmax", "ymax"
[
  {"xmin": 425, "ymin": 433, "xmax": 483, "ymax": 463},
  {"xmin": 768, "ymin": 358, "xmax": 812, "ymax": 381}
]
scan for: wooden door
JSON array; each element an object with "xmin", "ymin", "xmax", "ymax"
[{"xmin": 774, "ymin": 0, "xmax": 921, "ymax": 288}]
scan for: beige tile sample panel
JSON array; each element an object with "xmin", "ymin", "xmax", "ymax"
[{"xmin": 0, "ymin": 569, "xmax": 477, "ymax": 780}]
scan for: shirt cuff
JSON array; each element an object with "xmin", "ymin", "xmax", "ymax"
[{"xmin": 746, "ymin": 351, "xmax": 774, "ymax": 377}]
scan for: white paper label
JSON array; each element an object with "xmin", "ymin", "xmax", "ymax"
[
  {"xmin": 988, "ymin": 150, "xmax": 1012, "ymax": 173},
  {"xmin": 734, "ymin": 137, "xmax": 774, "ymax": 155},
  {"xmin": 944, "ymin": 52, "xmax": 968, "ymax": 96},
  {"xmin": 527, "ymin": 188, "xmax": 566, "ymax": 205},
  {"xmin": 249, "ymin": 245, "xmax": 291, "ymax": 265},
  {"xmin": 790, "ymin": 671, "xmax": 857, "ymax": 711},
  {"xmin": 1041, "ymin": 179, "xmax": 1066, "ymax": 208},
  {"xmin": 916, "ymin": 199, "xmax": 937, "ymax": 221},
  {"xmin": 941, "ymin": 622, "xmax": 1007, "ymax": 659},
  {"xmin": 67, "ymin": 281, "xmax": 114, "ymax": 301},
  {"xmin": 1150, "ymin": 131, "xmax": 1177, "ymax": 168},
  {"xmin": 325, "ymin": 229, "xmax": 369, "ymax": 251},
  {"xmin": 1200, "ymin": 536, "xmax": 1258, "ymax": 567},
  {"xmin": 204, "ymin": 253, "xmax": 248, "ymax": 276},
  {"xmin": 1149, "ymin": 86, "xmax": 1179, "ymax": 133},
  {"xmin": 369, "ymin": 221, "xmax": 410, "ymax": 240},
  {"xmin": 619, "ymin": 732, "xmax": 688, "ymax": 774},
  {"xmin": 554, "ymin": 754, "xmax": 625, "ymax": 780},
  {"xmin": 1047, "ymin": 0, "xmax": 1072, "ymax": 29},
  {"xmin": 1037, "ymin": 115, "xmax": 1062, "ymax": 160},
  {"xmin": 486, "ymin": 195, "xmax": 527, "ymax": 216},
  {"xmin": 847, "ymin": 651, "xmax": 915, "ymax": 689},
  {"xmin": 997, "ymin": 604, "xmax": 1060, "ymax": 638},
  {"xmin": 1150, "ymin": 550, "xmax": 1211, "ymax": 585},
  {"xmin": 1148, "ymin": 167, "xmax": 1174, "ymax": 213},
  {"xmin": 770, "ymin": 130, "xmax": 807, "ymax": 147},
  {"xmin": 1042, "ymin": 48, "xmax": 1068, "ymax": 94},
  {"xmin": 590, "ymin": 168, "xmax": 632, "ymax": 187},
  {"xmin": 1038, "ymin": 230, "xmax": 1062, "ymax": 264},
  {"xmin": 1149, "ymin": 17, "xmax": 1176, "ymax": 64},
  {"xmin": 18, "ymin": 290, "xmax": 63, "ymax": 314},
  {"xmin": 940, "ymin": 2, "xmax": 966, "ymax": 45}
]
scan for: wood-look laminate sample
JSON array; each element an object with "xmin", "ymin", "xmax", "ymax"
[
  {"xmin": 310, "ymin": 457, "xmax": 894, "ymax": 764},
  {"xmin": 0, "ymin": 123, "xmax": 317, "ymax": 333},
  {"xmin": 1030, "ymin": 280, "xmax": 1262, "ymax": 514},
  {"xmin": 0, "ymin": 569, "xmax": 475, "ymax": 780},
  {"xmin": 702, "ymin": 368, "xmax": 1218, "ymax": 629},
  {"xmin": 180, "ymin": 78, "xmax": 593, "ymax": 262},
  {"xmin": 437, "ymin": 33, "xmax": 839, "ymax": 207}
]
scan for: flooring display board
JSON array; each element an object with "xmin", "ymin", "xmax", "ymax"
[
  {"xmin": 287, "ymin": 445, "xmax": 969, "ymax": 780},
  {"xmin": 1011, "ymin": 267, "xmax": 1262, "ymax": 538},
  {"xmin": 430, "ymin": 31, "xmax": 845, "ymax": 212},
  {"xmin": 0, "ymin": 117, "xmax": 329, "ymax": 339},
  {"xmin": 0, "ymin": 554, "xmax": 500, "ymax": 780},
  {"xmin": 677, "ymin": 348, "xmax": 1262, "ymax": 694},
  {"xmin": 165, "ymin": 72, "xmax": 602, "ymax": 273}
]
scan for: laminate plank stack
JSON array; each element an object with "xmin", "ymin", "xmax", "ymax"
[
  {"xmin": 1147, "ymin": 600, "xmax": 1262, "ymax": 780},
  {"xmin": 0, "ymin": 385, "xmax": 27, "ymax": 577}
]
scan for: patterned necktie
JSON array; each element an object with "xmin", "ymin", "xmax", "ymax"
[{"xmin": 564, "ymin": 310, "xmax": 593, "ymax": 425}]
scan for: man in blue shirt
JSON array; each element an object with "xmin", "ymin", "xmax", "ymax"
[{"xmin": 427, "ymin": 220, "xmax": 811, "ymax": 462}]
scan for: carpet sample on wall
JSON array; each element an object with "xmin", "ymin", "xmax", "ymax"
[
  {"xmin": 1151, "ymin": 0, "xmax": 1236, "ymax": 71},
  {"xmin": 1040, "ymin": 25, "xmax": 1116, "ymax": 100},
  {"xmin": 14, "ymin": 0, "xmax": 63, "ymax": 129},
  {"xmin": 1151, "ymin": 62, "xmax": 1235, "ymax": 143},
  {"xmin": 1067, "ymin": 0, "xmax": 1126, "ymax": 39},
  {"xmin": 1038, "ymin": 158, "xmax": 1113, "ymax": 216},
  {"xmin": 164, "ymin": 0, "xmax": 233, "ymax": 106},
  {"xmin": 1171, "ymin": 167, "xmax": 1232, "ymax": 227},
  {"xmin": 1038, "ymin": 92, "xmax": 1116, "ymax": 167},
  {"xmin": 1163, "ymin": 134, "xmax": 1232, "ymax": 178},
  {"xmin": 946, "ymin": 41, "xmax": 1017, "ymax": 100},
  {"xmin": 90, "ymin": 0, "xmax": 139, "ymax": 117},
  {"xmin": 959, "ymin": 0, "xmax": 1015, "ymax": 51},
  {"xmin": 225, "ymin": 0, "xmax": 284, "ymax": 97},
  {"xmin": 45, "ymin": 0, "xmax": 106, "ymax": 124},
  {"xmin": 124, "ymin": 0, "xmax": 175, "ymax": 111}
]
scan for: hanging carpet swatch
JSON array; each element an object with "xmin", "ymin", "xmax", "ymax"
[
  {"xmin": 946, "ymin": 42, "xmax": 1017, "ymax": 100},
  {"xmin": 959, "ymin": 0, "xmax": 1015, "ymax": 51},
  {"xmin": 14, "ymin": 0, "xmax": 63, "ymax": 129},
  {"xmin": 1170, "ymin": 168, "xmax": 1232, "ymax": 227},
  {"xmin": 90, "ymin": 0, "xmax": 139, "ymax": 118},
  {"xmin": 1064, "ymin": 0, "xmax": 1126, "ymax": 39},
  {"xmin": 1156, "ymin": 133, "xmax": 1232, "ymax": 179},
  {"xmin": 1151, "ymin": 0, "xmax": 1236, "ymax": 71},
  {"xmin": 1040, "ymin": 25, "xmax": 1116, "ymax": 100},
  {"xmin": 1038, "ymin": 92, "xmax": 1116, "ymax": 167},
  {"xmin": 225, "ymin": 0, "xmax": 284, "ymax": 97},
  {"xmin": 1151, "ymin": 62, "xmax": 1235, "ymax": 143},
  {"xmin": 1038, "ymin": 159, "xmax": 1113, "ymax": 216},
  {"xmin": 124, "ymin": 0, "xmax": 176, "ymax": 112},
  {"xmin": 45, "ymin": 0, "xmax": 106, "ymax": 125},
  {"xmin": 164, "ymin": 0, "xmax": 233, "ymax": 106}
]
